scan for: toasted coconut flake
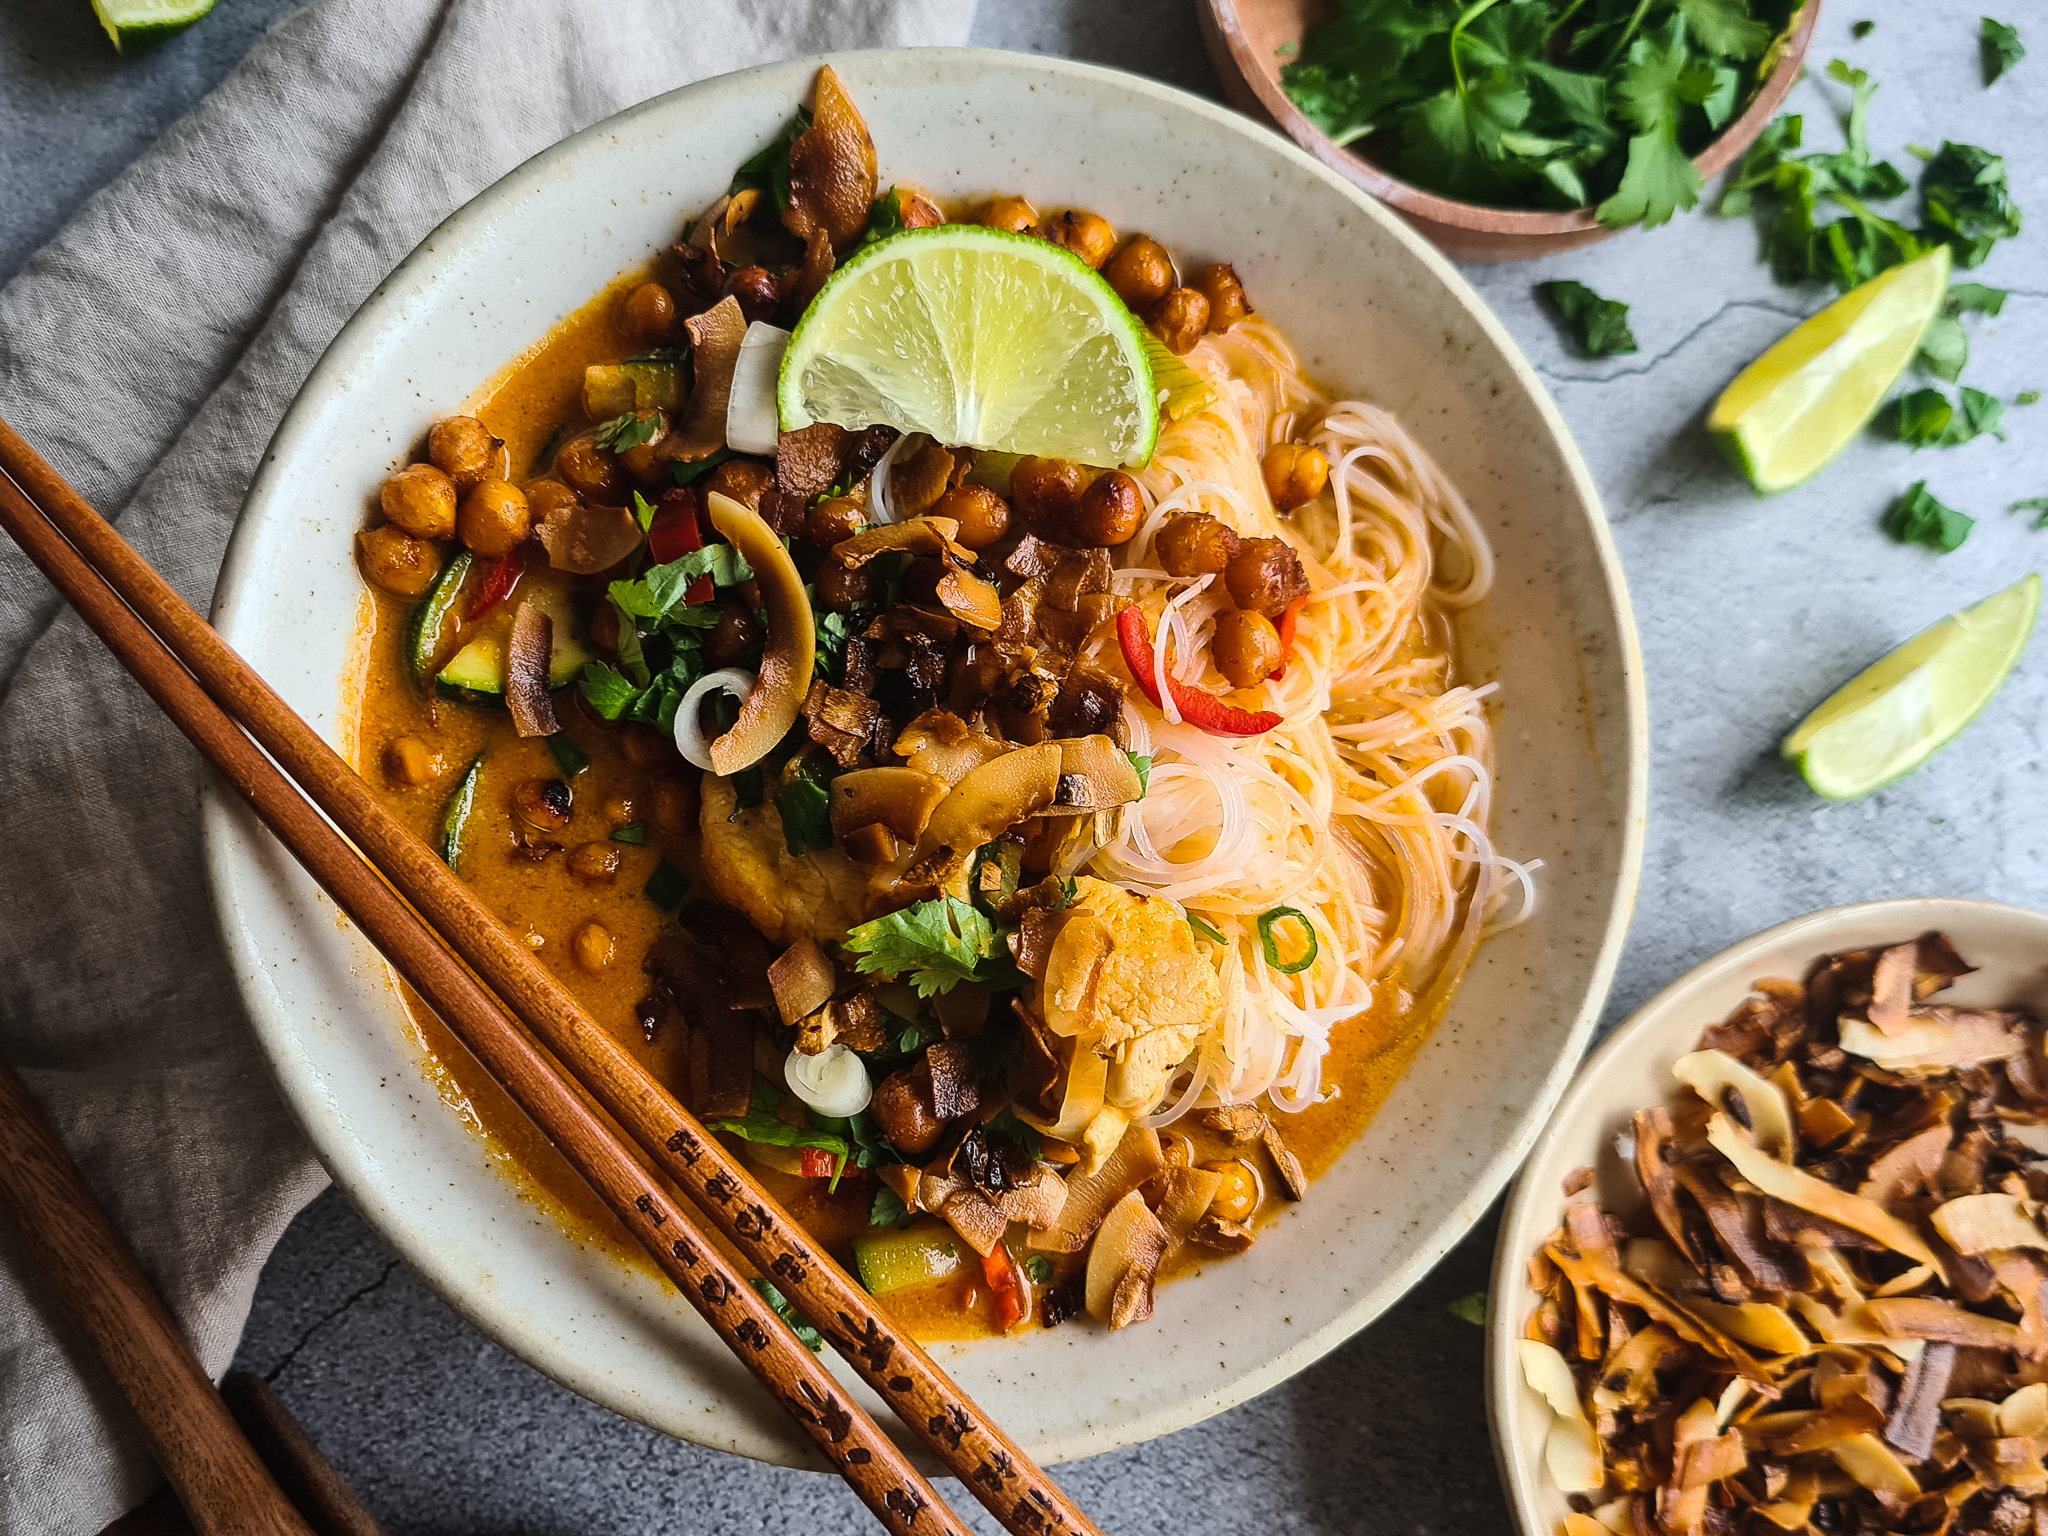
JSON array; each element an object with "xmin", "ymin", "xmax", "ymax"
[
  {"xmin": 1866, "ymin": 1296, "xmax": 2025, "ymax": 1349},
  {"xmin": 1518, "ymin": 1340, "xmax": 1606, "ymax": 1494},
  {"xmin": 784, "ymin": 66, "xmax": 877, "ymax": 251},
  {"xmin": 1840, "ymin": 1010, "xmax": 2028, "ymax": 1072},
  {"xmin": 1632, "ymin": 1106, "xmax": 1699, "ymax": 1266},
  {"xmin": 1189, "ymin": 1216, "xmax": 1255, "ymax": 1252},
  {"xmin": 767, "ymin": 936, "xmax": 836, "ymax": 1029},
  {"xmin": 1262, "ymin": 1118, "xmax": 1307, "ymax": 1201},
  {"xmin": 504, "ymin": 601, "xmax": 559, "ymax": 737},
  {"xmin": 1674, "ymin": 1050, "xmax": 1797, "ymax": 1159},
  {"xmin": 1708, "ymin": 1112, "xmax": 1947, "ymax": 1279},
  {"xmin": 1884, "ymin": 1341, "xmax": 1956, "ymax": 1459},
  {"xmin": 833, "ymin": 515, "xmax": 961, "ymax": 568},
  {"xmin": 1027, "ymin": 1124, "xmax": 1161, "ymax": 1254},
  {"xmin": 536, "ymin": 496, "xmax": 643, "ymax": 575},
  {"xmin": 1858, "ymin": 1123, "xmax": 1953, "ymax": 1203},
  {"xmin": 890, "ymin": 439, "xmax": 956, "ymax": 522},
  {"xmin": 1932, "ymin": 1193, "xmax": 2048, "ymax": 1257},
  {"xmin": 671, "ymin": 297, "xmax": 747, "ymax": 462},
  {"xmin": 1084, "ymin": 1188, "xmax": 1169, "ymax": 1329},
  {"xmin": 703, "ymin": 492, "xmax": 814, "ymax": 775},
  {"xmin": 1549, "ymin": 1243, "xmax": 1779, "ymax": 1393},
  {"xmin": 1829, "ymin": 1433, "xmax": 1924, "ymax": 1498},
  {"xmin": 1677, "ymin": 1297, "xmax": 1810, "ymax": 1356},
  {"xmin": 1869, "ymin": 941, "xmax": 1919, "ymax": 1035}
]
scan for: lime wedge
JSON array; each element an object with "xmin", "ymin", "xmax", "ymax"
[
  {"xmin": 1784, "ymin": 573, "xmax": 2039, "ymax": 799},
  {"xmin": 779, "ymin": 226, "xmax": 1158, "ymax": 467},
  {"xmin": 1709, "ymin": 246, "xmax": 1951, "ymax": 493},
  {"xmin": 91, "ymin": 0, "xmax": 215, "ymax": 50}
]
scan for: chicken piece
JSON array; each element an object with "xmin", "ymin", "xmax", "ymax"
[{"xmin": 700, "ymin": 772, "xmax": 869, "ymax": 946}]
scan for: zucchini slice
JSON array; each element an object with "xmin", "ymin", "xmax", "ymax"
[
  {"xmin": 438, "ymin": 754, "xmax": 483, "ymax": 870},
  {"xmin": 404, "ymin": 549, "xmax": 472, "ymax": 689},
  {"xmin": 434, "ymin": 585, "xmax": 592, "ymax": 707}
]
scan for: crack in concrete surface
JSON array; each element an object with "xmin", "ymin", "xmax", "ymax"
[{"xmin": 264, "ymin": 1259, "xmax": 401, "ymax": 1386}]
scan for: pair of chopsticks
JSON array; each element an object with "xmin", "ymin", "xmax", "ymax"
[{"xmin": 0, "ymin": 416, "xmax": 1100, "ymax": 1536}]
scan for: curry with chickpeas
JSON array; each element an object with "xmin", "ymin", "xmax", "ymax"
[{"xmin": 351, "ymin": 66, "xmax": 1527, "ymax": 1340}]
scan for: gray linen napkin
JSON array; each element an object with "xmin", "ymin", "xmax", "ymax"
[{"xmin": 0, "ymin": 2, "xmax": 975, "ymax": 1530}]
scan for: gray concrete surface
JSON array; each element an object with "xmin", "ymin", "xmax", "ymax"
[{"xmin": 9, "ymin": 0, "xmax": 2047, "ymax": 1531}]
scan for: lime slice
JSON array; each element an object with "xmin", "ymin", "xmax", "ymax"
[
  {"xmin": 1784, "ymin": 573, "xmax": 2039, "ymax": 799},
  {"xmin": 1709, "ymin": 246, "xmax": 1952, "ymax": 493},
  {"xmin": 779, "ymin": 226, "xmax": 1158, "ymax": 467},
  {"xmin": 91, "ymin": 0, "xmax": 215, "ymax": 50}
]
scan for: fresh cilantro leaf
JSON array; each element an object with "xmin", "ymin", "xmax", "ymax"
[
  {"xmin": 842, "ymin": 898, "xmax": 999, "ymax": 997},
  {"xmin": 751, "ymin": 1279, "xmax": 824, "ymax": 1351},
  {"xmin": 1055, "ymin": 877, "xmax": 1079, "ymax": 909},
  {"xmin": 577, "ymin": 661, "xmax": 639, "ymax": 720},
  {"xmin": 2014, "ymin": 496, "xmax": 2048, "ymax": 529},
  {"xmin": 711, "ymin": 1078, "xmax": 851, "ymax": 1168},
  {"xmin": 1954, "ymin": 386, "xmax": 2007, "ymax": 443},
  {"xmin": 776, "ymin": 760, "xmax": 834, "ymax": 858},
  {"xmin": 643, "ymin": 858, "xmax": 690, "ymax": 911},
  {"xmin": 856, "ymin": 187, "xmax": 911, "ymax": 250},
  {"xmin": 1595, "ymin": 22, "xmax": 1705, "ymax": 230},
  {"xmin": 2020, "ymin": 391, "xmax": 2042, "ymax": 406},
  {"xmin": 610, "ymin": 822, "xmax": 648, "ymax": 846},
  {"xmin": 670, "ymin": 448, "xmax": 734, "ymax": 487},
  {"xmin": 1893, "ymin": 387, "xmax": 1955, "ymax": 446},
  {"xmin": 1824, "ymin": 60, "xmax": 1875, "ymax": 161},
  {"xmin": 729, "ymin": 109, "xmax": 810, "ymax": 209},
  {"xmin": 1024, "ymin": 1255, "xmax": 1054, "ymax": 1284},
  {"xmin": 633, "ymin": 490, "xmax": 659, "ymax": 533},
  {"xmin": 869, "ymin": 1184, "xmax": 910, "ymax": 1228},
  {"xmin": 1538, "ymin": 279, "xmax": 1639, "ymax": 356},
  {"xmin": 1126, "ymin": 752, "xmax": 1153, "ymax": 795},
  {"xmin": 1674, "ymin": 0, "xmax": 1770, "ymax": 60},
  {"xmin": 1921, "ymin": 141, "xmax": 2023, "ymax": 268},
  {"xmin": 1916, "ymin": 315, "xmax": 1969, "ymax": 382},
  {"xmin": 1280, "ymin": 0, "xmax": 1447, "ymax": 147},
  {"xmin": 1447, "ymin": 1292, "xmax": 1489, "ymax": 1326},
  {"xmin": 1948, "ymin": 282, "xmax": 2008, "ymax": 316},
  {"xmin": 609, "ymin": 547, "xmax": 754, "ymax": 623},
  {"xmin": 1982, "ymin": 17, "xmax": 2024, "ymax": 84},
  {"xmin": 594, "ymin": 411, "xmax": 660, "ymax": 453},
  {"xmin": 611, "ymin": 599, "xmax": 650, "ymax": 687},
  {"xmin": 1402, "ymin": 70, "xmax": 1533, "ymax": 200},
  {"xmin": 547, "ymin": 734, "xmax": 589, "ymax": 779},
  {"xmin": 1885, "ymin": 481, "xmax": 1973, "ymax": 552},
  {"xmin": 814, "ymin": 607, "xmax": 858, "ymax": 686},
  {"xmin": 1852, "ymin": 19, "xmax": 1874, "ymax": 38}
]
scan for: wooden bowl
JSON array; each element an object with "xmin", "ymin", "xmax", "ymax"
[{"xmin": 1199, "ymin": 0, "xmax": 1821, "ymax": 261}]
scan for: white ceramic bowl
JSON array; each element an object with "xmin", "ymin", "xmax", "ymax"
[
  {"xmin": 1488, "ymin": 897, "xmax": 2048, "ymax": 1535},
  {"xmin": 204, "ymin": 48, "xmax": 1645, "ymax": 1468}
]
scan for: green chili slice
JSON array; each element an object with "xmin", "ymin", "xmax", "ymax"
[
  {"xmin": 1257, "ymin": 907, "xmax": 1317, "ymax": 974},
  {"xmin": 1188, "ymin": 914, "xmax": 1226, "ymax": 945}
]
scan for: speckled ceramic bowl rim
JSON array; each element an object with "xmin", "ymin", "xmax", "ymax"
[
  {"xmin": 1485, "ymin": 897, "xmax": 2048, "ymax": 1534},
  {"xmin": 208, "ymin": 47, "xmax": 1648, "ymax": 1467}
]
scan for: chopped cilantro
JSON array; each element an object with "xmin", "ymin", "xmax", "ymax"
[
  {"xmin": 870, "ymin": 1183, "xmax": 911, "ymax": 1228},
  {"xmin": 643, "ymin": 858, "xmax": 690, "ymax": 911},
  {"xmin": 2013, "ymin": 497, "xmax": 2048, "ymax": 530},
  {"xmin": 775, "ymin": 755, "xmax": 835, "ymax": 858},
  {"xmin": 1982, "ymin": 17, "xmax": 2024, "ymax": 84},
  {"xmin": 1884, "ymin": 481, "xmax": 1974, "ymax": 552},
  {"xmin": 610, "ymin": 822, "xmax": 648, "ymax": 846},
  {"xmin": 710, "ymin": 1078, "xmax": 851, "ymax": 1174},
  {"xmin": 610, "ymin": 547, "xmax": 753, "ymax": 621},
  {"xmin": 546, "ymin": 734, "xmax": 589, "ymax": 779},
  {"xmin": 1125, "ymin": 752, "xmax": 1153, "ymax": 795},
  {"xmin": 1851, "ymin": 19, "xmax": 1874, "ymax": 38},
  {"xmin": 670, "ymin": 448, "xmax": 734, "ymax": 487},
  {"xmin": 856, "ymin": 186, "xmax": 912, "ymax": 251},
  {"xmin": 593, "ymin": 411, "xmax": 660, "ymax": 453},
  {"xmin": 842, "ymin": 898, "xmax": 1001, "ymax": 998},
  {"xmin": 632, "ymin": 490, "xmax": 659, "ymax": 533},
  {"xmin": 577, "ymin": 661, "xmax": 640, "ymax": 720},
  {"xmin": 729, "ymin": 109, "xmax": 810, "ymax": 210},
  {"xmin": 1892, "ymin": 386, "xmax": 2005, "ymax": 448},
  {"xmin": 1537, "ymin": 279, "xmax": 1639, "ymax": 357},
  {"xmin": 1448, "ymin": 1292, "xmax": 1489, "ymax": 1326},
  {"xmin": 751, "ymin": 1278, "xmax": 824, "ymax": 1351},
  {"xmin": 1920, "ymin": 141, "xmax": 2023, "ymax": 269},
  {"xmin": 2019, "ymin": 391, "xmax": 2043, "ymax": 406},
  {"xmin": 1024, "ymin": 1255, "xmax": 1054, "ymax": 1285}
]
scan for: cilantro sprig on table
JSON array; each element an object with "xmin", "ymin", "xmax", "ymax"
[
  {"xmin": 1281, "ymin": 0, "xmax": 1794, "ymax": 229},
  {"xmin": 1538, "ymin": 279, "xmax": 1638, "ymax": 356}
]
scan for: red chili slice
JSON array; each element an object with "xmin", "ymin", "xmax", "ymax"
[
  {"xmin": 1269, "ymin": 594, "xmax": 1308, "ymax": 681},
  {"xmin": 1115, "ymin": 605, "xmax": 1284, "ymax": 737},
  {"xmin": 798, "ymin": 1146, "xmax": 839, "ymax": 1180},
  {"xmin": 648, "ymin": 488, "xmax": 714, "ymax": 603},
  {"xmin": 463, "ymin": 545, "xmax": 527, "ymax": 622},
  {"xmin": 981, "ymin": 1242, "xmax": 1029, "ymax": 1332}
]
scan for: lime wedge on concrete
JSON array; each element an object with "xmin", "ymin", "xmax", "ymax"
[
  {"xmin": 1710, "ymin": 246, "xmax": 1951, "ymax": 493},
  {"xmin": 1784, "ymin": 573, "xmax": 2039, "ymax": 799},
  {"xmin": 779, "ymin": 226, "xmax": 1157, "ymax": 467},
  {"xmin": 91, "ymin": 0, "xmax": 215, "ymax": 51}
]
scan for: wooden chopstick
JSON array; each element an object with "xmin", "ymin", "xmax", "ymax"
[
  {"xmin": 0, "ymin": 1054, "xmax": 319, "ymax": 1536},
  {"xmin": 0, "ymin": 417, "xmax": 1102, "ymax": 1536},
  {"xmin": 0, "ymin": 467, "xmax": 964, "ymax": 1536}
]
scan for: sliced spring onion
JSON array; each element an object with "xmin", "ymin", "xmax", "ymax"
[
  {"xmin": 437, "ymin": 754, "xmax": 483, "ymax": 871},
  {"xmin": 1257, "ymin": 907, "xmax": 1317, "ymax": 974},
  {"xmin": 1188, "ymin": 913, "xmax": 1226, "ymax": 945}
]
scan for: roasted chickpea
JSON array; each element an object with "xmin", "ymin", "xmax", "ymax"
[
  {"xmin": 568, "ymin": 842, "xmax": 623, "ymax": 884},
  {"xmin": 617, "ymin": 281, "xmax": 676, "ymax": 347},
  {"xmin": 1261, "ymin": 442, "xmax": 1329, "ymax": 512},
  {"xmin": 1224, "ymin": 536, "xmax": 1311, "ymax": 620},
  {"xmin": 379, "ymin": 462, "xmax": 457, "ymax": 540},
  {"xmin": 1203, "ymin": 1160, "xmax": 1261, "ymax": 1224},
  {"xmin": 928, "ymin": 485, "xmax": 1009, "ymax": 550},
  {"xmin": 525, "ymin": 479, "xmax": 579, "ymax": 528},
  {"xmin": 554, "ymin": 434, "xmax": 623, "ymax": 502},
  {"xmin": 587, "ymin": 602, "xmax": 623, "ymax": 656},
  {"xmin": 815, "ymin": 561, "xmax": 871, "ymax": 613},
  {"xmin": 1211, "ymin": 608, "xmax": 1282, "ymax": 689},
  {"xmin": 601, "ymin": 790, "xmax": 637, "ymax": 828},
  {"xmin": 1104, "ymin": 235, "xmax": 1174, "ymax": 309},
  {"xmin": 706, "ymin": 457, "xmax": 775, "ymax": 512},
  {"xmin": 723, "ymin": 265, "xmax": 780, "ymax": 327},
  {"xmin": 1071, "ymin": 469, "xmax": 1143, "ymax": 547},
  {"xmin": 571, "ymin": 919, "xmax": 615, "ymax": 972},
  {"xmin": 427, "ymin": 416, "xmax": 500, "ymax": 491},
  {"xmin": 705, "ymin": 599, "xmax": 762, "ymax": 667},
  {"xmin": 805, "ymin": 495, "xmax": 867, "ymax": 547},
  {"xmin": 1154, "ymin": 511, "xmax": 1240, "ymax": 577},
  {"xmin": 514, "ymin": 776, "xmax": 573, "ymax": 833},
  {"xmin": 455, "ymin": 479, "xmax": 531, "ymax": 556},
  {"xmin": 619, "ymin": 723, "xmax": 678, "ymax": 769},
  {"xmin": 1195, "ymin": 263, "xmax": 1249, "ymax": 331},
  {"xmin": 1009, "ymin": 455, "xmax": 1088, "ymax": 541},
  {"xmin": 381, "ymin": 734, "xmax": 442, "ymax": 788},
  {"xmin": 979, "ymin": 195, "xmax": 1039, "ymax": 233},
  {"xmin": 650, "ymin": 773, "xmax": 699, "ymax": 836},
  {"xmin": 870, "ymin": 1065, "xmax": 943, "ymax": 1155},
  {"xmin": 616, "ymin": 413, "xmax": 672, "ymax": 487},
  {"xmin": 1147, "ymin": 287, "xmax": 1210, "ymax": 356},
  {"xmin": 1046, "ymin": 208, "xmax": 1115, "ymax": 269},
  {"xmin": 355, "ymin": 526, "xmax": 439, "ymax": 598}
]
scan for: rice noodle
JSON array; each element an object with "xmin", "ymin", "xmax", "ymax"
[{"xmin": 1073, "ymin": 316, "xmax": 1532, "ymax": 1116}]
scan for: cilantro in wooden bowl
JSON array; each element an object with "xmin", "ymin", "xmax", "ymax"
[{"xmin": 1198, "ymin": 0, "xmax": 1820, "ymax": 260}]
